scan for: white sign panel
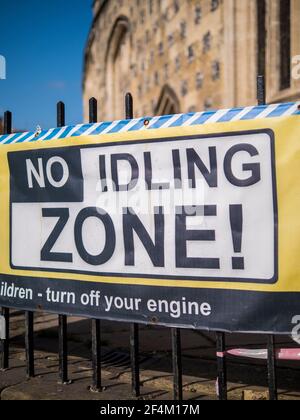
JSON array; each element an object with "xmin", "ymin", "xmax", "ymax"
[{"xmin": 9, "ymin": 131, "xmax": 277, "ymax": 283}]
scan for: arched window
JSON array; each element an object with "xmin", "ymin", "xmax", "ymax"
[
  {"xmin": 105, "ymin": 17, "xmax": 131, "ymax": 120},
  {"xmin": 155, "ymin": 85, "xmax": 180, "ymax": 116},
  {"xmin": 279, "ymin": 0, "xmax": 291, "ymax": 90},
  {"xmin": 257, "ymin": 0, "xmax": 266, "ymax": 80}
]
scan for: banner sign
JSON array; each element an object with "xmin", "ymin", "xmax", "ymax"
[{"xmin": 0, "ymin": 103, "xmax": 299, "ymax": 334}]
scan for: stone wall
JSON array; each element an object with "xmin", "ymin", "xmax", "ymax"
[{"xmin": 83, "ymin": 0, "xmax": 300, "ymax": 121}]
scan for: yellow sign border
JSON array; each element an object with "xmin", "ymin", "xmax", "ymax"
[{"xmin": 0, "ymin": 116, "xmax": 299, "ymax": 293}]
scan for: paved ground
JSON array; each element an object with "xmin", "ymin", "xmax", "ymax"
[{"xmin": 1, "ymin": 311, "xmax": 300, "ymax": 400}]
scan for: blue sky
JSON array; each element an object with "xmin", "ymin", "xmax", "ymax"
[{"xmin": 0, "ymin": 0, "xmax": 93, "ymax": 131}]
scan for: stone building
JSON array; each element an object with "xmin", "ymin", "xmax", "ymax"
[{"xmin": 83, "ymin": 0, "xmax": 300, "ymax": 121}]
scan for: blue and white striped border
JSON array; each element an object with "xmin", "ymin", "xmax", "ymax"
[{"xmin": 0, "ymin": 102, "xmax": 299, "ymax": 145}]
